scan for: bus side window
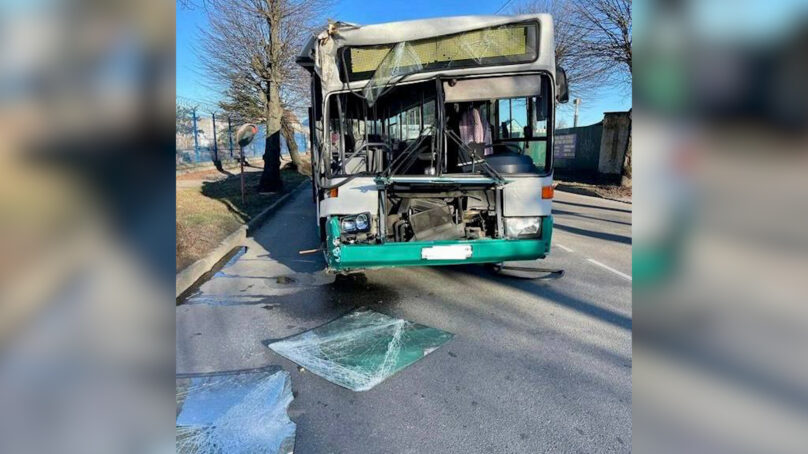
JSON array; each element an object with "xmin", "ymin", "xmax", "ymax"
[
  {"xmin": 497, "ymin": 98, "xmax": 528, "ymax": 139},
  {"xmin": 423, "ymin": 100, "xmax": 435, "ymax": 134}
]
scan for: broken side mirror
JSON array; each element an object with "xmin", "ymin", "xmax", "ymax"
[
  {"xmin": 236, "ymin": 124, "xmax": 258, "ymax": 147},
  {"xmin": 556, "ymin": 67, "xmax": 570, "ymax": 104}
]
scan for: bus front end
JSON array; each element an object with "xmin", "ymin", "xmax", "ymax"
[
  {"xmin": 323, "ymin": 175, "xmax": 554, "ymax": 272},
  {"xmin": 297, "ymin": 14, "xmax": 566, "ymax": 272}
]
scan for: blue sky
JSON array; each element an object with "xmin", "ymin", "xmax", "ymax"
[{"xmin": 177, "ymin": 0, "xmax": 631, "ymax": 126}]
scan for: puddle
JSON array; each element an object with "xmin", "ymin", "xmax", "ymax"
[
  {"xmin": 214, "ymin": 246, "xmax": 249, "ymax": 276},
  {"xmin": 176, "ymin": 367, "xmax": 295, "ymax": 453},
  {"xmin": 182, "ymin": 268, "xmax": 401, "ymax": 308},
  {"xmin": 266, "ymin": 308, "xmax": 453, "ymax": 391},
  {"xmin": 177, "ymin": 246, "xmax": 248, "ymax": 305}
]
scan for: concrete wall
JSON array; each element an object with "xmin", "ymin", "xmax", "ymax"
[
  {"xmin": 597, "ymin": 111, "xmax": 632, "ymax": 178},
  {"xmin": 551, "ymin": 111, "xmax": 631, "ymax": 183},
  {"xmin": 553, "ymin": 122, "xmax": 603, "ymax": 178}
]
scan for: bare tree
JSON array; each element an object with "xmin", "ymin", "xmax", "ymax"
[
  {"xmin": 281, "ymin": 109, "xmax": 301, "ymax": 166},
  {"xmin": 512, "ymin": 0, "xmax": 631, "ymax": 181},
  {"xmin": 511, "ymin": 0, "xmax": 631, "ymax": 98},
  {"xmin": 512, "ymin": 0, "xmax": 606, "ymax": 102},
  {"xmin": 220, "ymin": 81, "xmax": 308, "ymax": 168},
  {"xmin": 199, "ymin": 0, "xmax": 328, "ymax": 192},
  {"xmin": 571, "ymin": 0, "xmax": 631, "ymax": 83},
  {"xmin": 569, "ymin": 0, "xmax": 631, "ymax": 182}
]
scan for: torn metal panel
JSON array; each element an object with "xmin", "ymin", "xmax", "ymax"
[
  {"xmin": 176, "ymin": 368, "xmax": 296, "ymax": 454},
  {"xmin": 267, "ymin": 308, "xmax": 453, "ymax": 392},
  {"xmin": 314, "ymin": 24, "xmax": 340, "ymax": 98}
]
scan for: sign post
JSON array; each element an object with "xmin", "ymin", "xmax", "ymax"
[
  {"xmin": 235, "ymin": 124, "xmax": 258, "ymax": 205},
  {"xmin": 227, "ymin": 116, "xmax": 234, "ymax": 159},
  {"xmin": 240, "ymin": 145, "xmax": 245, "ymax": 204}
]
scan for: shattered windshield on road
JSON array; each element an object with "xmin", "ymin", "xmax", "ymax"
[
  {"xmin": 176, "ymin": 367, "xmax": 296, "ymax": 454},
  {"xmin": 267, "ymin": 308, "xmax": 453, "ymax": 391}
]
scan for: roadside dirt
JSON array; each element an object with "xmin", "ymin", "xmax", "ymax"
[
  {"xmin": 176, "ymin": 167, "xmax": 308, "ymax": 271},
  {"xmin": 554, "ymin": 180, "xmax": 632, "ymax": 203}
]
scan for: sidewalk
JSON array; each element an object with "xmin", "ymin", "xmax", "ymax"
[{"xmin": 176, "ymin": 167, "xmax": 308, "ymax": 272}]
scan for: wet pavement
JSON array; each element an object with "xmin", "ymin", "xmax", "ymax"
[{"xmin": 177, "ymin": 187, "xmax": 632, "ymax": 453}]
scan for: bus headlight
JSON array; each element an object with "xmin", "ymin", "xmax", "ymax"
[
  {"xmin": 341, "ymin": 218, "xmax": 357, "ymax": 232},
  {"xmin": 504, "ymin": 217, "xmax": 541, "ymax": 238},
  {"xmin": 340, "ymin": 213, "xmax": 371, "ymax": 233},
  {"xmin": 355, "ymin": 213, "xmax": 369, "ymax": 231}
]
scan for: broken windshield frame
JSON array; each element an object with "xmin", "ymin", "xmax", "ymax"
[
  {"xmin": 322, "ymin": 80, "xmax": 443, "ymax": 179},
  {"xmin": 321, "ymin": 72, "xmax": 555, "ymax": 179}
]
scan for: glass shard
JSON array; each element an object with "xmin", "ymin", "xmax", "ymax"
[
  {"xmin": 176, "ymin": 368, "xmax": 296, "ymax": 454},
  {"xmin": 363, "ymin": 42, "xmax": 423, "ymax": 106},
  {"xmin": 267, "ymin": 308, "xmax": 453, "ymax": 391}
]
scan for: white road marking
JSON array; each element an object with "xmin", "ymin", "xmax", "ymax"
[
  {"xmin": 587, "ymin": 259, "xmax": 632, "ymax": 281},
  {"xmin": 555, "ymin": 243, "xmax": 574, "ymax": 253}
]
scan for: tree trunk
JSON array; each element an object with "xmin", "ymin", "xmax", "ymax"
[
  {"xmin": 257, "ymin": 2, "xmax": 284, "ymax": 193},
  {"xmin": 211, "ymin": 119, "xmax": 223, "ymax": 172},
  {"xmin": 281, "ymin": 109, "xmax": 302, "ymax": 170},
  {"xmin": 258, "ymin": 87, "xmax": 284, "ymax": 193}
]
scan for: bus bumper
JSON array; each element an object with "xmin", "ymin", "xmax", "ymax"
[{"xmin": 326, "ymin": 216, "xmax": 553, "ymax": 271}]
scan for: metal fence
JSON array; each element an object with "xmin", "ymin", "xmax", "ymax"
[
  {"xmin": 177, "ymin": 97, "xmax": 258, "ymax": 166},
  {"xmin": 176, "ymin": 97, "xmax": 308, "ymax": 168}
]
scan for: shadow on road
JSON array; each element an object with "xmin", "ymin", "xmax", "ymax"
[
  {"xmin": 553, "ymin": 199, "xmax": 632, "ymax": 214},
  {"xmin": 435, "ymin": 265, "xmax": 632, "ymax": 331},
  {"xmin": 554, "ymin": 223, "xmax": 632, "ymax": 245},
  {"xmin": 553, "ymin": 208, "xmax": 633, "ymax": 227},
  {"xmin": 248, "ymin": 188, "xmax": 325, "ymax": 274}
]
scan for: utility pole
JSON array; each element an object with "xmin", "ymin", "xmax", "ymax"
[
  {"xmin": 192, "ymin": 107, "xmax": 199, "ymax": 163},
  {"xmin": 227, "ymin": 115, "xmax": 234, "ymax": 160},
  {"xmin": 573, "ymin": 98, "xmax": 581, "ymax": 128},
  {"xmin": 240, "ymin": 143, "xmax": 245, "ymax": 204},
  {"xmin": 212, "ymin": 112, "xmax": 219, "ymax": 163}
]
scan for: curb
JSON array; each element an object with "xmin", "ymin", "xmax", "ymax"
[
  {"xmin": 555, "ymin": 185, "xmax": 632, "ymax": 205},
  {"xmin": 175, "ymin": 178, "xmax": 311, "ymax": 298}
]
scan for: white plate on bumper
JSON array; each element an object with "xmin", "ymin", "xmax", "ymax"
[{"xmin": 421, "ymin": 245, "xmax": 472, "ymax": 260}]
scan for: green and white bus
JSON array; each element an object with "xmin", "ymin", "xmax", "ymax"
[{"xmin": 297, "ymin": 14, "xmax": 569, "ymax": 272}]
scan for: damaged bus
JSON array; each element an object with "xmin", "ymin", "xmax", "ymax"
[{"xmin": 297, "ymin": 14, "xmax": 569, "ymax": 272}]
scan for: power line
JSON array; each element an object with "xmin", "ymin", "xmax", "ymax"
[{"xmin": 494, "ymin": 0, "xmax": 514, "ymax": 14}]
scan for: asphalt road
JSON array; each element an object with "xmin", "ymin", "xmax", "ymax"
[{"xmin": 177, "ymin": 185, "xmax": 632, "ymax": 453}]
